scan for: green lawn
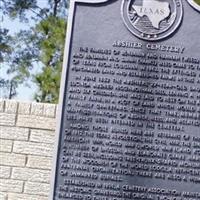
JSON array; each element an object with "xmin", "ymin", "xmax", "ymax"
[{"xmin": 194, "ymin": 0, "xmax": 200, "ymax": 5}]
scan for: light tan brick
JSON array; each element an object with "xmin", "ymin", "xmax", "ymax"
[
  {"xmin": 5, "ymin": 101, "xmax": 18, "ymax": 114},
  {"xmin": 0, "ymin": 126, "xmax": 29, "ymax": 141},
  {"xmin": 56, "ymin": 105, "xmax": 59, "ymax": 116},
  {"xmin": 8, "ymin": 193, "xmax": 48, "ymax": 200},
  {"xmin": 31, "ymin": 103, "xmax": 44, "ymax": 116},
  {"xmin": 30, "ymin": 129, "xmax": 55, "ymax": 144},
  {"xmin": 0, "ymin": 179, "xmax": 23, "ymax": 193},
  {"xmin": 12, "ymin": 167, "xmax": 50, "ymax": 183},
  {"xmin": 27, "ymin": 156, "xmax": 52, "ymax": 170},
  {"xmin": 18, "ymin": 102, "xmax": 31, "ymax": 115},
  {"xmin": 13, "ymin": 141, "xmax": 53, "ymax": 157},
  {"xmin": 17, "ymin": 115, "xmax": 56, "ymax": 130},
  {"xmin": 0, "ymin": 152, "xmax": 26, "ymax": 167},
  {"xmin": 24, "ymin": 182, "xmax": 50, "ymax": 196},
  {"xmin": 0, "ymin": 192, "xmax": 7, "ymax": 200},
  {"xmin": 0, "ymin": 113, "xmax": 16, "ymax": 126},
  {"xmin": 43, "ymin": 104, "xmax": 56, "ymax": 118},
  {"xmin": 0, "ymin": 139, "xmax": 13, "ymax": 152},
  {"xmin": 0, "ymin": 100, "xmax": 5, "ymax": 113},
  {"xmin": 0, "ymin": 166, "xmax": 11, "ymax": 179}
]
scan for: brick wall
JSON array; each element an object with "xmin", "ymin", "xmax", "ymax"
[{"xmin": 0, "ymin": 100, "xmax": 57, "ymax": 200}]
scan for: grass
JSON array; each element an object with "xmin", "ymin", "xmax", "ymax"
[{"xmin": 194, "ymin": 0, "xmax": 200, "ymax": 5}]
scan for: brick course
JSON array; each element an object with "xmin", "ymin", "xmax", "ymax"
[{"xmin": 0, "ymin": 100, "xmax": 57, "ymax": 199}]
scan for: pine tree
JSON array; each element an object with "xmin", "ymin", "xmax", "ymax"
[{"xmin": 0, "ymin": 0, "xmax": 68, "ymax": 102}]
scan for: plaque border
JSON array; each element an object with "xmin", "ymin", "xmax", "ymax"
[{"xmin": 49, "ymin": 0, "xmax": 111, "ymax": 199}]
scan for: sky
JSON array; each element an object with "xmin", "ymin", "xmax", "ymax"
[
  {"xmin": 1, "ymin": 17, "xmax": 37, "ymax": 101},
  {"xmin": 1, "ymin": 1, "xmax": 48, "ymax": 101}
]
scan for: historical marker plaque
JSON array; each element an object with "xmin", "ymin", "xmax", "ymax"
[{"xmin": 50, "ymin": 0, "xmax": 200, "ymax": 199}]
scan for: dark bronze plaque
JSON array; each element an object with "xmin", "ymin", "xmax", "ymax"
[{"xmin": 50, "ymin": 0, "xmax": 200, "ymax": 199}]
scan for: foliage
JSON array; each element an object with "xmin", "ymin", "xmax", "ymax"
[
  {"xmin": 0, "ymin": 79, "xmax": 17, "ymax": 99},
  {"xmin": 0, "ymin": 27, "xmax": 16, "ymax": 99},
  {"xmin": 0, "ymin": 28, "xmax": 12, "ymax": 62},
  {"xmin": 0, "ymin": 0, "xmax": 68, "ymax": 102},
  {"xmin": 34, "ymin": 16, "xmax": 66, "ymax": 103},
  {"xmin": 194, "ymin": 0, "xmax": 200, "ymax": 5}
]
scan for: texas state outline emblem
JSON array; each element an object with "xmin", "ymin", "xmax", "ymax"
[{"xmin": 121, "ymin": 0, "xmax": 183, "ymax": 41}]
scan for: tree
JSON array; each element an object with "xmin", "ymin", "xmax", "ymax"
[
  {"xmin": 0, "ymin": 79, "xmax": 17, "ymax": 99},
  {"xmin": 0, "ymin": 27, "xmax": 16, "ymax": 98},
  {"xmin": 0, "ymin": 0, "xmax": 68, "ymax": 103},
  {"xmin": 34, "ymin": 16, "xmax": 66, "ymax": 103}
]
